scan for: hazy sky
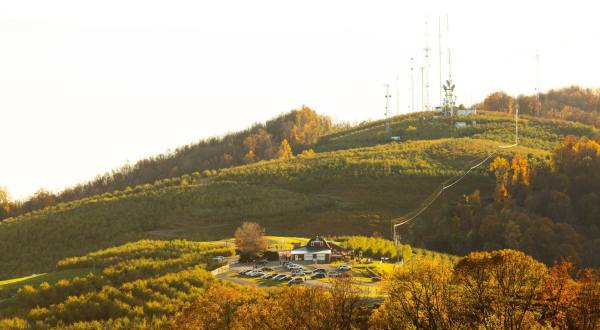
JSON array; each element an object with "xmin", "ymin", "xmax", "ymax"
[{"xmin": 1, "ymin": 0, "xmax": 599, "ymax": 200}]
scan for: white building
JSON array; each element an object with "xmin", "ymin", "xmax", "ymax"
[
  {"xmin": 289, "ymin": 236, "xmax": 347, "ymax": 263},
  {"xmin": 456, "ymin": 109, "xmax": 477, "ymax": 116}
]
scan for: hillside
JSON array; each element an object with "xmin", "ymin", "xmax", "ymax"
[
  {"xmin": 1, "ymin": 107, "xmax": 333, "ymax": 220},
  {"xmin": 0, "ymin": 239, "xmax": 232, "ymax": 329},
  {"xmin": 0, "ymin": 135, "xmax": 546, "ymax": 279}
]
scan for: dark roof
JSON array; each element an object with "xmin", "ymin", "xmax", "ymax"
[{"xmin": 304, "ymin": 236, "xmax": 332, "ymax": 252}]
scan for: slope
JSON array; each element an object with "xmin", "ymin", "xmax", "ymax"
[{"xmin": 0, "ymin": 134, "xmax": 544, "ymax": 279}]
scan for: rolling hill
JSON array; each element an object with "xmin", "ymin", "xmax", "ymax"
[{"xmin": 3, "ymin": 109, "xmax": 591, "ymax": 279}]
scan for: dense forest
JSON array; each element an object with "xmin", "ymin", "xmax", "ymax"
[
  {"xmin": 478, "ymin": 85, "xmax": 600, "ymax": 128},
  {"xmin": 415, "ymin": 135, "xmax": 600, "ymax": 267},
  {"xmin": 0, "ymin": 106, "xmax": 333, "ymax": 220},
  {"xmin": 2, "ymin": 239, "xmax": 598, "ymax": 329}
]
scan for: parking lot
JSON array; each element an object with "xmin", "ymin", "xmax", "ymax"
[{"xmin": 216, "ymin": 259, "xmax": 385, "ymax": 298}]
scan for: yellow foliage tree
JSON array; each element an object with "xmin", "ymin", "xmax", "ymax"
[
  {"xmin": 490, "ymin": 157, "xmax": 510, "ymax": 205},
  {"xmin": 277, "ymin": 139, "xmax": 293, "ymax": 160},
  {"xmin": 511, "ymin": 155, "xmax": 530, "ymax": 186},
  {"xmin": 299, "ymin": 148, "xmax": 316, "ymax": 158}
]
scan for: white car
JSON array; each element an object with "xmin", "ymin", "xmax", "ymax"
[
  {"xmin": 213, "ymin": 256, "xmax": 225, "ymax": 261},
  {"xmin": 291, "ymin": 269, "xmax": 306, "ymax": 276},
  {"xmin": 336, "ymin": 265, "xmax": 352, "ymax": 272}
]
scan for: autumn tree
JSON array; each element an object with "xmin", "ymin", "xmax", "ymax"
[
  {"xmin": 490, "ymin": 157, "xmax": 510, "ymax": 206},
  {"xmin": 370, "ymin": 257, "xmax": 456, "ymax": 329},
  {"xmin": 540, "ymin": 260, "xmax": 578, "ymax": 328},
  {"xmin": 298, "ymin": 148, "xmax": 316, "ymax": 158},
  {"xmin": 234, "ymin": 222, "xmax": 268, "ymax": 261},
  {"xmin": 567, "ymin": 269, "xmax": 600, "ymax": 330},
  {"xmin": 232, "ymin": 280, "xmax": 368, "ymax": 330},
  {"xmin": 169, "ymin": 284, "xmax": 263, "ymax": 330},
  {"xmin": 452, "ymin": 250, "xmax": 547, "ymax": 329},
  {"xmin": 482, "ymin": 91, "xmax": 514, "ymax": 113},
  {"xmin": 0, "ymin": 187, "xmax": 10, "ymax": 219},
  {"xmin": 243, "ymin": 128, "xmax": 276, "ymax": 161},
  {"xmin": 277, "ymin": 139, "xmax": 293, "ymax": 160}
]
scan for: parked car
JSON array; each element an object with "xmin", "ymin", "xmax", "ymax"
[
  {"xmin": 279, "ymin": 275, "xmax": 292, "ymax": 281},
  {"xmin": 312, "ymin": 268, "xmax": 327, "ymax": 274},
  {"xmin": 288, "ymin": 277, "xmax": 305, "ymax": 285},
  {"xmin": 371, "ymin": 276, "xmax": 382, "ymax": 282},
  {"xmin": 239, "ymin": 269, "xmax": 253, "ymax": 275},
  {"xmin": 260, "ymin": 273, "xmax": 274, "ymax": 279},
  {"xmin": 213, "ymin": 256, "xmax": 225, "ymax": 261},
  {"xmin": 252, "ymin": 272, "xmax": 265, "ymax": 277},
  {"xmin": 337, "ymin": 265, "xmax": 352, "ymax": 272},
  {"xmin": 272, "ymin": 274, "xmax": 286, "ymax": 280},
  {"xmin": 311, "ymin": 273, "xmax": 327, "ymax": 279},
  {"xmin": 291, "ymin": 269, "xmax": 306, "ymax": 276}
]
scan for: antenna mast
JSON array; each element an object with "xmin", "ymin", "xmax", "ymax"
[
  {"xmin": 410, "ymin": 57, "xmax": 415, "ymax": 112},
  {"xmin": 536, "ymin": 51, "xmax": 541, "ymax": 115},
  {"xmin": 424, "ymin": 20, "xmax": 431, "ymax": 110},
  {"xmin": 384, "ymin": 84, "xmax": 392, "ymax": 138},
  {"xmin": 396, "ymin": 73, "xmax": 400, "ymax": 115},
  {"xmin": 420, "ymin": 66, "xmax": 425, "ymax": 111},
  {"xmin": 438, "ymin": 16, "xmax": 443, "ymax": 108}
]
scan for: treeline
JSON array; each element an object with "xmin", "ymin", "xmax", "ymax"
[
  {"xmin": 0, "ymin": 240, "xmax": 232, "ymax": 329},
  {"xmin": 338, "ymin": 236, "xmax": 458, "ymax": 264},
  {"xmin": 1, "ymin": 106, "xmax": 332, "ymax": 220},
  {"xmin": 168, "ymin": 249, "xmax": 599, "ymax": 329},
  {"xmin": 479, "ymin": 85, "xmax": 600, "ymax": 127},
  {"xmin": 338, "ymin": 236, "xmax": 413, "ymax": 261},
  {"xmin": 417, "ymin": 135, "xmax": 600, "ymax": 267}
]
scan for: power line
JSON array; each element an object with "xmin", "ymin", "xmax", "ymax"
[{"xmin": 391, "ymin": 107, "xmax": 520, "ymax": 246}]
